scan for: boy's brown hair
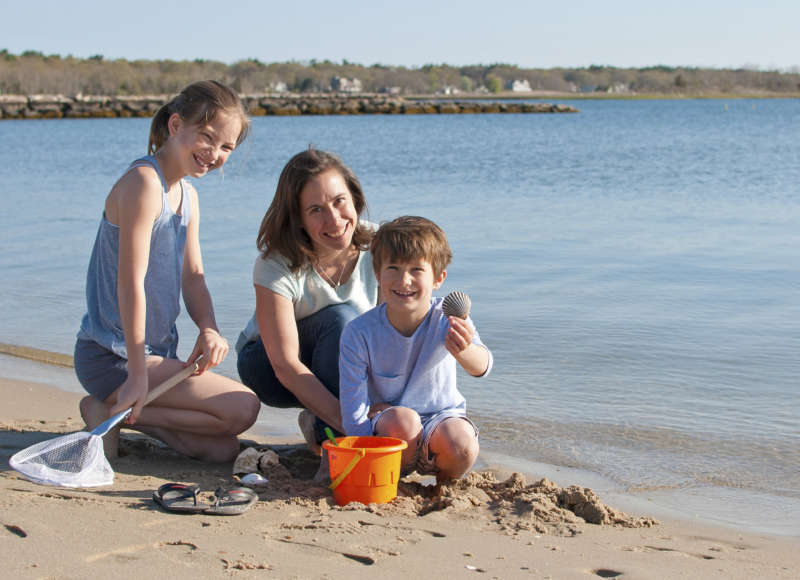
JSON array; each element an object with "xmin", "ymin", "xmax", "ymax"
[{"xmin": 371, "ymin": 216, "xmax": 452, "ymax": 277}]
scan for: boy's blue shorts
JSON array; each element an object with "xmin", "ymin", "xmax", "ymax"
[{"xmin": 371, "ymin": 408, "xmax": 479, "ymax": 476}]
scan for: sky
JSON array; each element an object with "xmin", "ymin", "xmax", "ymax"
[{"xmin": 1, "ymin": 0, "xmax": 798, "ymax": 70}]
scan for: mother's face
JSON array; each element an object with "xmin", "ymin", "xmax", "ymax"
[{"xmin": 299, "ymin": 169, "xmax": 358, "ymax": 256}]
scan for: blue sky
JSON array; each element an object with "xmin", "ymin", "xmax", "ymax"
[{"xmin": 2, "ymin": 0, "xmax": 797, "ymax": 70}]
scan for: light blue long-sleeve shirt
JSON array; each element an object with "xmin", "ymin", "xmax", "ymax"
[{"xmin": 338, "ymin": 297, "xmax": 493, "ymax": 436}]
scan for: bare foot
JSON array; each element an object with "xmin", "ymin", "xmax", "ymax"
[
  {"xmin": 297, "ymin": 409, "xmax": 321, "ymax": 456},
  {"xmin": 313, "ymin": 448, "xmax": 330, "ymax": 484},
  {"xmin": 79, "ymin": 396, "xmax": 120, "ymax": 459}
]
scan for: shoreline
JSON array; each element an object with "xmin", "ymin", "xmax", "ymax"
[
  {"xmin": 1, "ymin": 347, "xmax": 797, "ymax": 539},
  {"xmin": 0, "ymin": 93, "xmax": 578, "ymax": 120},
  {"xmin": 3, "ymin": 90, "xmax": 798, "ymax": 121},
  {"xmin": 1, "ymin": 373, "xmax": 797, "ymax": 578},
  {"xmin": 409, "ymin": 91, "xmax": 800, "ymax": 101}
]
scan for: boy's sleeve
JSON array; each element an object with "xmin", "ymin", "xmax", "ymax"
[
  {"xmin": 338, "ymin": 322, "xmax": 373, "ymax": 436},
  {"xmin": 468, "ymin": 317, "xmax": 494, "ymax": 377}
]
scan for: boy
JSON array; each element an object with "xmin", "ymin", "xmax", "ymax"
[{"xmin": 339, "ymin": 216, "xmax": 492, "ymax": 482}]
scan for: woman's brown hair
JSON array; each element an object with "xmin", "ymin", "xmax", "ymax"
[{"xmin": 256, "ymin": 148, "xmax": 371, "ymax": 272}]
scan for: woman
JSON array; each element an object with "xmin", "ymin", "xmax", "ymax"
[{"xmin": 236, "ymin": 148, "xmax": 379, "ymax": 454}]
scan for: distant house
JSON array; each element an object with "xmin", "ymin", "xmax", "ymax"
[
  {"xmin": 440, "ymin": 85, "xmax": 459, "ymax": 95},
  {"xmin": 508, "ymin": 79, "xmax": 532, "ymax": 92},
  {"xmin": 331, "ymin": 76, "xmax": 363, "ymax": 93},
  {"xmin": 379, "ymin": 86, "xmax": 402, "ymax": 95},
  {"xmin": 606, "ymin": 83, "xmax": 629, "ymax": 94},
  {"xmin": 269, "ymin": 81, "xmax": 288, "ymax": 93}
]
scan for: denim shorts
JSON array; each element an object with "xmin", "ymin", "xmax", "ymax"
[
  {"xmin": 73, "ymin": 339, "xmax": 129, "ymax": 401},
  {"xmin": 372, "ymin": 408, "xmax": 479, "ymax": 476}
]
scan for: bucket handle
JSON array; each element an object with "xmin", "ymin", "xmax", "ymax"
[{"xmin": 329, "ymin": 447, "xmax": 366, "ymax": 491}]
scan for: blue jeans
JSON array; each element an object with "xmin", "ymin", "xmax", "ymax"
[{"xmin": 236, "ymin": 303, "xmax": 359, "ymax": 444}]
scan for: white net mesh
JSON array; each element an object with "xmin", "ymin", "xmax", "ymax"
[{"xmin": 9, "ymin": 432, "xmax": 114, "ymax": 488}]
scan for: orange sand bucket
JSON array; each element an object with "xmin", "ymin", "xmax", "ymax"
[{"xmin": 322, "ymin": 436, "xmax": 408, "ymax": 506}]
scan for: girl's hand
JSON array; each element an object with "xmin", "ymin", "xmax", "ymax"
[
  {"xmin": 445, "ymin": 316, "xmax": 475, "ymax": 357},
  {"xmin": 109, "ymin": 373, "xmax": 149, "ymax": 424},
  {"xmin": 188, "ymin": 328, "xmax": 228, "ymax": 374}
]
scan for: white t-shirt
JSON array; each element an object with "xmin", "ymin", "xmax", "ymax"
[{"xmin": 236, "ymin": 248, "xmax": 379, "ymax": 351}]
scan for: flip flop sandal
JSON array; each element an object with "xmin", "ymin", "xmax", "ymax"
[
  {"xmin": 203, "ymin": 486, "xmax": 258, "ymax": 516},
  {"xmin": 152, "ymin": 483, "xmax": 210, "ymax": 513}
]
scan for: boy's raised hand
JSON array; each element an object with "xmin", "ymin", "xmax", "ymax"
[
  {"xmin": 445, "ymin": 316, "xmax": 474, "ymax": 356},
  {"xmin": 446, "ymin": 317, "xmax": 491, "ymax": 377}
]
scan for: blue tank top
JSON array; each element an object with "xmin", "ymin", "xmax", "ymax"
[{"xmin": 77, "ymin": 155, "xmax": 190, "ymax": 359}]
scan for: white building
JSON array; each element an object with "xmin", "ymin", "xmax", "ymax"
[
  {"xmin": 331, "ymin": 77, "xmax": 363, "ymax": 93},
  {"xmin": 509, "ymin": 79, "xmax": 532, "ymax": 92}
]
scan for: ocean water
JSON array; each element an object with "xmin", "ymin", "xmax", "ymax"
[{"xmin": 1, "ymin": 99, "xmax": 798, "ymax": 535}]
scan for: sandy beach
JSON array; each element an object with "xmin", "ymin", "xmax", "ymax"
[{"xmin": 1, "ymin": 375, "xmax": 797, "ymax": 579}]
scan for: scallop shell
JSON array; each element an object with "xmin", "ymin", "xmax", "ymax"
[{"xmin": 442, "ymin": 291, "xmax": 471, "ymax": 319}]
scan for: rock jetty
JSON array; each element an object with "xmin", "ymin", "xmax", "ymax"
[{"xmin": 0, "ymin": 93, "xmax": 577, "ymax": 119}]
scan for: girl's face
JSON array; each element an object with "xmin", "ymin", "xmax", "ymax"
[
  {"xmin": 168, "ymin": 110, "xmax": 241, "ymax": 177},
  {"xmin": 299, "ymin": 169, "xmax": 358, "ymax": 257}
]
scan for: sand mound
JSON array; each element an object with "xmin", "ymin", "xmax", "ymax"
[{"xmin": 240, "ymin": 444, "xmax": 658, "ymax": 537}]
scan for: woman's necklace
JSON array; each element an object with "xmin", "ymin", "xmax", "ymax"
[{"xmin": 315, "ymin": 253, "xmax": 350, "ymax": 289}]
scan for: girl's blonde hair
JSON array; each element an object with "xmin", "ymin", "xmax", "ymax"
[{"xmin": 148, "ymin": 80, "xmax": 250, "ymax": 155}]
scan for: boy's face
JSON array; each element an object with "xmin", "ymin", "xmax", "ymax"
[{"xmin": 377, "ymin": 257, "xmax": 446, "ymax": 319}]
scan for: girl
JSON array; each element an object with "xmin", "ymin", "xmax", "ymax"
[
  {"xmin": 236, "ymin": 148, "xmax": 379, "ymax": 455},
  {"xmin": 75, "ymin": 80, "xmax": 261, "ymax": 462}
]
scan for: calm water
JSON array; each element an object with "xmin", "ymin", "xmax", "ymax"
[{"xmin": 1, "ymin": 99, "xmax": 798, "ymax": 535}]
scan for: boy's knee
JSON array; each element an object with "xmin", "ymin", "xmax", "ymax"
[
  {"xmin": 431, "ymin": 419, "xmax": 478, "ymax": 459},
  {"xmin": 444, "ymin": 434, "xmax": 478, "ymax": 460},
  {"xmin": 376, "ymin": 406, "xmax": 421, "ymax": 440},
  {"xmin": 434, "ymin": 437, "xmax": 478, "ymax": 481},
  {"xmin": 458, "ymin": 437, "xmax": 479, "ymax": 463}
]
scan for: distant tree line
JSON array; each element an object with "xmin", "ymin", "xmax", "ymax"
[{"xmin": 2, "ymin": 50, "xmax": 799, "ymax": 96}]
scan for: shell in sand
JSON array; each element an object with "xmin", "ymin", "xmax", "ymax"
[{"xmin": 233, "ymin": 447, "xmax": 280, "ymax": 475}]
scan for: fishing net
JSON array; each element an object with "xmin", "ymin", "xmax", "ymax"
[
  {"xmin": 9, "ymin": 431, "xmax": 114, "ymax": 488},
  {"xmin": 9, "ymin": 361, "xmax": 199, "ymax": 488}
]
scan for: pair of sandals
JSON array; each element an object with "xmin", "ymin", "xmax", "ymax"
[{"xmin": 153, "ymin": 483, "xmax": 257, "ymax": 516}]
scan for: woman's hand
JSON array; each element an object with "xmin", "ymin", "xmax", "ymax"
[
  {"xmin": 188, "ymin": 328, "xmax": 228, "ymax": 374},
  {"xmin": 445, "ymin": 316, "xmax": 474, "ymax": 357},
  {"xmin": 109, "ymin": 373, "xmax": 149, "ymax": 424}
]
